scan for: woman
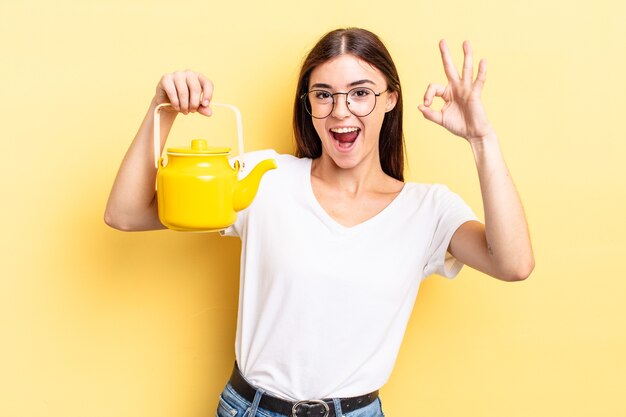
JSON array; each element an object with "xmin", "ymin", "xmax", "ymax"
[{"xmin": 105, "ymin": 28, "xmax": 534, "ymax": 417}]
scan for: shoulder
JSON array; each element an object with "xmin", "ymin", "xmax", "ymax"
[
  {"xmin": 233, "ymin": 149, "xmax": 307, "ymax": 176},
  {"xmin": 233, "ymin": 150, "xmax": 310, "ymax": 197},
  {"xmin": 400, "ymin": 182, "xmax": 472, "ymax": 212},
  {"xmin": 402, "ymin": 182, "xmax": 454, "ymax": 200}
]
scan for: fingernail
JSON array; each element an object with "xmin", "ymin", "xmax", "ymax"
[{"xmin": 202, "ymin": 99, "xmax": 209, "ymax": 106}]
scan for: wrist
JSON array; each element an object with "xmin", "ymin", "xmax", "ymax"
[
  {"xmin": 468, "ymin": 128, "xmax": 498, "ymax": 147},
  {"xmin": 466, "ymin": 125, "xmax": 497, "ymax": 143},
  {"xmin": 469, "ymin": 131, "xmax": 503, "ymax": 164},
  {"xmin": 149, "ymin": 97, "xmax": 178, "ymax": 121}
]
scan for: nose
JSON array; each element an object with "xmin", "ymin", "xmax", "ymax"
[{"xmin": 330, "ymin": 93, "xmax": 351, "ymax": 119}]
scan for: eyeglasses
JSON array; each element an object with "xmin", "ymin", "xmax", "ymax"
[{"xmin": 301, "ymin": 87, "xmax": 387, "ymax": 119}]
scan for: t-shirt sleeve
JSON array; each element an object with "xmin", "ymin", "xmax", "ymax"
[{"xmin": 422, "ymin": 185, "xmax": 479, "ymax": 279}]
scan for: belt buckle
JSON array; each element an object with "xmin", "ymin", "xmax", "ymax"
[{"xmin": 292, "ymin": 399, "xmax": 330, "ymax": 417}]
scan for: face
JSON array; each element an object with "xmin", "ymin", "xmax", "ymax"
[{"xmin": 307, "ymin": 54, "xmax": 398, "ymax": 171}]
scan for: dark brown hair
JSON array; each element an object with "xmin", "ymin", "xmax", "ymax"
[{"xmin": 293, "ymin": 28, "xmax": 404, "ymax": 181}]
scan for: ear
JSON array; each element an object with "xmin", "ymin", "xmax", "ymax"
[{"xmin": 385, "ymin": 90, "xmax": 398, "ymax": 113}]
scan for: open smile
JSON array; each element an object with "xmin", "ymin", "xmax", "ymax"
[{"xmin": 330, "ymin": 127, "xmax": 361, "ymax": 151}]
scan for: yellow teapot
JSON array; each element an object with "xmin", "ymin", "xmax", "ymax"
[{"xmin": 154, "ymin": 102, "xmax": 276, "ymax": 232}]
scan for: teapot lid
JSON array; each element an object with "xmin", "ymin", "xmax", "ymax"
[{"xmin": 167, "ymin": 139, "xmax": 230, "ymax": 155}]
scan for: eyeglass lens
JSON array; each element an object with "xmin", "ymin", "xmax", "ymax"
[{"xmin": 304, "ymin": 87, "xmax": 378, "ymax": 119}]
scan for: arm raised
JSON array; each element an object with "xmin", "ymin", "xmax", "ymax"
[
  {"xmin": 104, "ymin": 71, "xmax": 214, "ymax": 231},
  {"xmin": 419, "ymin": 40, "xmax": 534, "ymax": 281}
]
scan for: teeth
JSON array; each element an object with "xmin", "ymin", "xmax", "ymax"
[{"xmin": 330, "ymin": 127, "xmax": 359, "ymax": 133}]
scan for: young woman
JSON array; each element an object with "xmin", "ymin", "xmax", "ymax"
[{"xmin": 105, "ymin": 28, "xmax": 533, "ymax": 417}]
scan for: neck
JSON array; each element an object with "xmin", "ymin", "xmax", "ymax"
[{"xmin": 311, "ymin": 152, "xmax": 387, "ymax": 195}]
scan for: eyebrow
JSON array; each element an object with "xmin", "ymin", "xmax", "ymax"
[{"xmin": 310, "ymin": 79, "xmax": 377, "ymax": 89}]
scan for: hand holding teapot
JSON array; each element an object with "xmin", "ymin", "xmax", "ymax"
[
  {"xmin": 153, "ymin": 70, "xmax": 277, "ymax": 232},
  {"xmin": 155, "ymin": 69, "xmax": 215, "ymax": 116}
]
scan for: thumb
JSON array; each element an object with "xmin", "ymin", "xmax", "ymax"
[
  {"xmin": 198, "ymin": 105, "xmax": 213, "ymax": 117},
  {"xmin": 418, "ymin": 105, "xmax": 443, "ymax": 125}
]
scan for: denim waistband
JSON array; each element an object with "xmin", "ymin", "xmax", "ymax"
[{"xmin": 227, "ymin": 362, "xmax": 379, "ymax": 417}]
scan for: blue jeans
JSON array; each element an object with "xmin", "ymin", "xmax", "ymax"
[{"xmin": 217, "ymin": 383, "xmax": 385, "ymax": 417}]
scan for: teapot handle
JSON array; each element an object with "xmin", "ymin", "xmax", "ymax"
[{"xmin": 153, "ymin": 102, "xmax": 245, "ymax": 170}]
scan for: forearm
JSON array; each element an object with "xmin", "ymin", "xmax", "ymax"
[
  {"xmin": 470, "ymin": 133, "xmax": 534, "ymax": 279},
  {"xmin": 104, "ymin": 99, "xmax": 177, "ymax": 230}
]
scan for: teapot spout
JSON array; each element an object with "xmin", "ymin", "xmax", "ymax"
[{"xmin": 233, "ymin": 159, "xmax": 277, "ymax": 211}]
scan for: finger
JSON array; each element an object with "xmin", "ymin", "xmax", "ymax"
[
  {"xmin": 198, "ymin": 106, "xmax": 212, "ymax": 117},
  {"xmin": 185, "ymin": 71, "xmax": 202, "ymax": 113},
  {"xmin": 423, "ymin": 83, "xmax": 446, "ymax": 106},
  {"xmin": 418, "ymin": 104, "xmax": 443, "ymax": 126},
  {"xmin": 198, "ymin": 73, "xmax": 214, "ymax": 116},
  {"xmin": 462, "ymin": 40, "xmax": 473, "ymax": 85},
  {"xmin": 160, "ymin": 73, "xmax": 180, "ymax": 111},
  {"xmin": 173, "ymin": 71, "xmax": 190, "ymax": 114},
  {"xmin": 439, "ymin": 39, "xmax": 460, "ymax": 82},
  {"xmin": 474, "ymin": 58, "xmax": 487, "ymax": 94}
]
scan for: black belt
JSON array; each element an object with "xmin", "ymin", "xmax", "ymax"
[{"xmin": 228, "ymin": 362, "xmax": 379, "ymax": 417}]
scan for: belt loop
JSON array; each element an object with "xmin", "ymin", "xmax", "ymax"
[
  {"xmin": 246, "ymin": 387, "xmax": 265, "ymax": 417},
  {"xmin": 332, "ymin": 398, "xmax": 343, "ymax": 417}
]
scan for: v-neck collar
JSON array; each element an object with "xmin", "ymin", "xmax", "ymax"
[{"xmin": 303, "ymin": 158, "xmax": 407, "ymax": 234}]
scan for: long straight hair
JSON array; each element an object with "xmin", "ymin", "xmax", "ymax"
[{"xmin": 293, "ymin": 28, "xmax": 404, "ymax": 181}]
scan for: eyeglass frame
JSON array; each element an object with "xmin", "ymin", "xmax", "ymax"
[{"xmin": 300, "ymin": 87, "xmax": 389, "ymax": 119}]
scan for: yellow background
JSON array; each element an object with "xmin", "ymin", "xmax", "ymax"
[{"xmin": 1, "ymin": 0, "xmax": 625, "ymax": 416}]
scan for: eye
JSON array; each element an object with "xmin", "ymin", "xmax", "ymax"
[
  {"xmin": 312, "ymin": 90, "xmax": 332, "ymax": 101},
  {"xmin": 349, "ymin": 88, "xmax": 372, "ymax": 100}
]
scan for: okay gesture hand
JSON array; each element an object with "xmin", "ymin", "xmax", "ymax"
[{"xmin": 418, "ymin": 40, "xmax": 494, "ymax": 143}]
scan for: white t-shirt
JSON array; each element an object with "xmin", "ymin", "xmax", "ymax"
[{"xmin": 222, "ymin": 150, "xmax": 478, "ymax": 401}]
